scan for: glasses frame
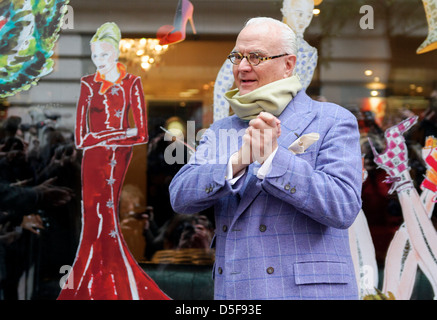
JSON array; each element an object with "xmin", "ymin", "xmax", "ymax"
[{"xmin": 227, "ymin": 52, "xmax": 289, "ymax": 66}]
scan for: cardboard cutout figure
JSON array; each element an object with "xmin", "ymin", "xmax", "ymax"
[
  {"xmin": 213, "ymin": 0, "xmax": 318, "ymax": 122},
  {"xmin": 369, "ymin": 117, "xmax": 437, "ymax": 299},
  {"xmin": 57, "ymin": 22, "xmax": 169, "ymax": 300},
  {"xmin": 0, "ymin": 0, "xmax": 68, "ymax": 98}
]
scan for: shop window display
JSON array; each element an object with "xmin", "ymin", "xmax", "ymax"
[{"xmin": 0, "ymin": 0, "xmax": 436, "ymax": 301}]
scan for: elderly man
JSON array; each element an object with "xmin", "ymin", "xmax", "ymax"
[{"xmin": 169, "ymin": 17, "xmax": 362, "ymax": 300}]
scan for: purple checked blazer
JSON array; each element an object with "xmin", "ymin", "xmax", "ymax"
[{"xmin": 169, "ymin": 90, "xmax": 362, "ymax": 300}]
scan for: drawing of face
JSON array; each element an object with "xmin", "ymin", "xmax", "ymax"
[
  {"xmin": 284, "ymin": 0, "xmax": 314, "ymax": 37},
  {"xmin": 91, "ymin": 41, "xmax": 118, "ymax": 75}
]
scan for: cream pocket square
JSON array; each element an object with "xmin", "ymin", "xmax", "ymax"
[{"xmin": 288, "ymin": 133, "xmax": 320, "ymax": 154}]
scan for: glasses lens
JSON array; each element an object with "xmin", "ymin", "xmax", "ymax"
[
  {"xmin": 248, "ymin": 53, "xmax": 260, "ymax": 66},
  {"xmin": 229, "ymin": 53, "xmax": 241, "ymax": 65}
]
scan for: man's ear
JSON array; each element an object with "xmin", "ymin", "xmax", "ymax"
[{"xmin": 284, "ymin": 54, "xmax": 297, "ymax": 77}]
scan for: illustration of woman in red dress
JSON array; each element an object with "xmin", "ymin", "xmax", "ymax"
[{"xmin": 58, "ymin": 22, "xmax": 169, "ymax": 300}]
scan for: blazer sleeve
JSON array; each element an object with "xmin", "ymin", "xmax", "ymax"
[
  {"xmin": 169, "ymin": 123, "xmax": 244, "ymax": 214},
  {"xmin": 261, "ymin": 108, "xmax": 362, "ymax": 229}
]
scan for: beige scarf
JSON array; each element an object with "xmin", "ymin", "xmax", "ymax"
[{"xmin": 224, "ymin": 75, "xmax": 303, "ymax": 120}]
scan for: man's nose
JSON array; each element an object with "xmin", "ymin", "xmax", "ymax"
[{"xmin": 237, "ymin": 57, "xmax": 252, "ymax": 71}]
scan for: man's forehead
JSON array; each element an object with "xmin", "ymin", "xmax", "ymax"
[
  {"xmin": 233, "ymin": 44, "xmax": 269, "ymax": 54},
  {"xmin": 235, "ymin": 24, "xmax": 278, "ymax": 52}
]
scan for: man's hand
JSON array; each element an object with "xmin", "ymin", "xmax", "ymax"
[
  {"xmin": 232, "ymin": 112, "xmax": 281, "ymax": 176},
  {"xmin": 246, "ymin": 112, "xmax": 281, "ymax": 163}
]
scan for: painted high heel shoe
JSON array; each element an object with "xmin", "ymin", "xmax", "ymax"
[
  {"xmin": 417, "ymin": 0, "xmax": 437, "ymax": 54},
  {"xmin": 157, "ymin": 0, "xmax": 196, "ymax": 46},
  {"xmin": 368, "ymin": 115, "xmax": 418, "ymax": 193}
]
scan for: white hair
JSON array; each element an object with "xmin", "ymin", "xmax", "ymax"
[{"xmin": 244, "ymin": 17, "xmax": 298, "ymax": 56}]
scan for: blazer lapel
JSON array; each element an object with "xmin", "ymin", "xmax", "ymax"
[{"xmin": 278, "ymin": 91, "xmax": 317, "ymax": 150}]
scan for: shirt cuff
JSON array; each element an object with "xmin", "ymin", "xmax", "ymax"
[
  {"xmin": 226, "ymin": 152, "xmax": 246, "ymax": 185},
  {"xmin": 256, "ymin": 147, "xmax": 278, "ymax": 180}
]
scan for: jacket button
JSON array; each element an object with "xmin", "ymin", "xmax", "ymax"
[
  {"xmin": 284, "ymin": 184, "xmax": 290, "ymax": 191},
  {"xmin": 218, "ymin": 267, "xmax": 223, "ymax": 274},
  {"xmin": 290, "ymin": 187, "xmax": 296, "ymax": 194},
  {"xmin": 205, "ymin": 186, "xmax": 210, "ymax": 193},
  {"xmin": 222, "ymin": 225, "xmax": 228, "ymax": 232},
  {"xmin": 267, "ymin": 267, "xmax": 274, "ymax": 274},
  {"xmin": 259, "ymin": 224, "xmax": 267, "ymax": 232}
]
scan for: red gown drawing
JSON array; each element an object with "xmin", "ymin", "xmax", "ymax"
[{"xmin": 58, "ymin": 63, "xmax": 169, "ymax": 300}]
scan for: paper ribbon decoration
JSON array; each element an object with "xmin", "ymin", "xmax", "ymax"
[{"xmin": 417, "ymin": 0, "xmax": 437, "ymax": 54}]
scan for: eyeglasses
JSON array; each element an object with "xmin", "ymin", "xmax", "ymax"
[{"xmin": 227, "ymin": 52, "xmax": 289, "ymax": 66}]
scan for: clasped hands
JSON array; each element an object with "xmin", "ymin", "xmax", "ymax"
[{"xmin": 232, "ymin": 112, "xmax": 281, "ymax": 177}]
